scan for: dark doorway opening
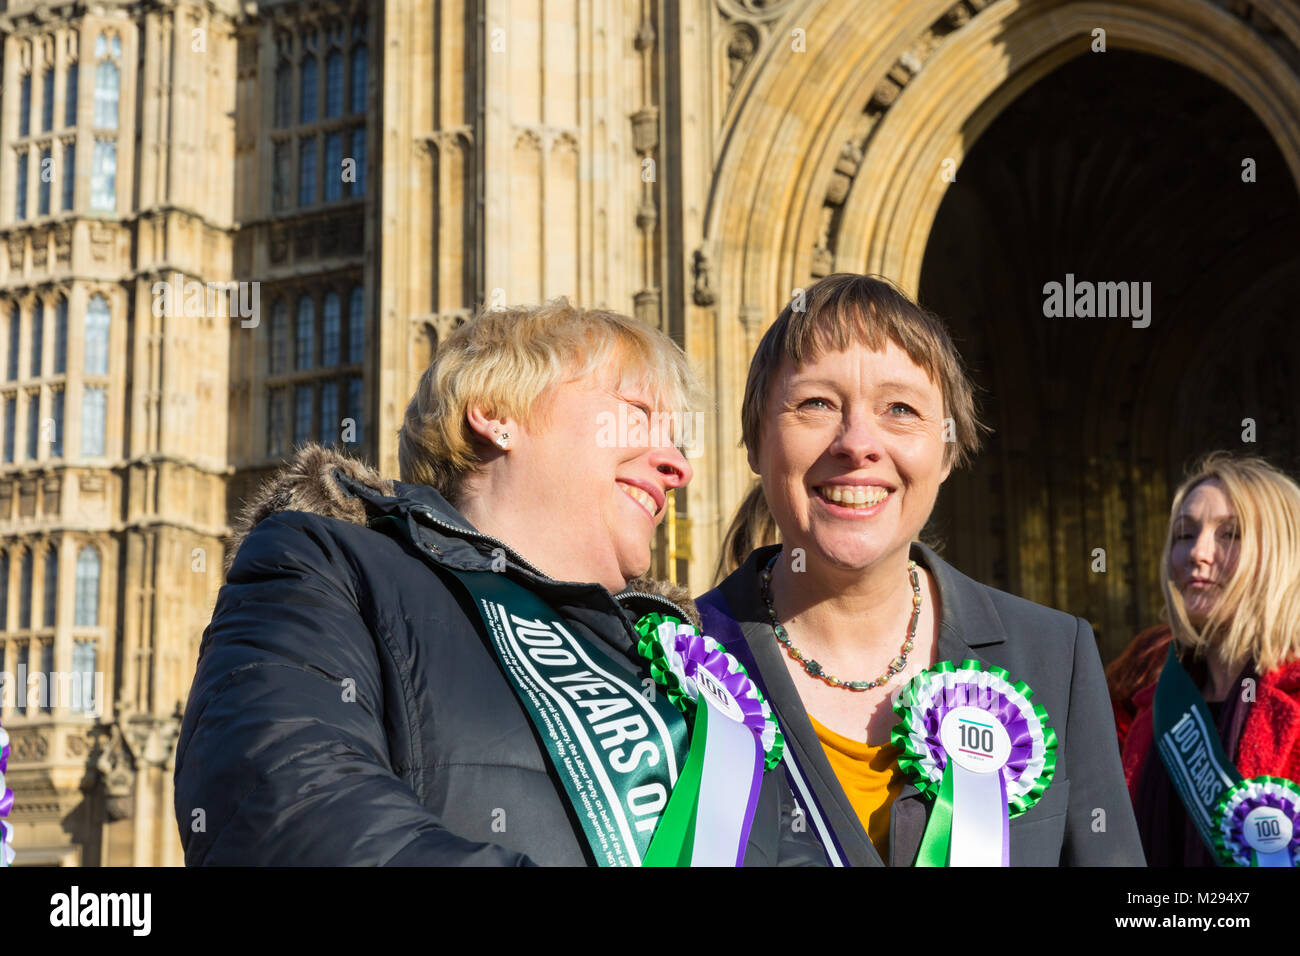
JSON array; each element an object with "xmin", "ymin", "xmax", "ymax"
[{"xmin": 919, "ymin": 50, "xmax": 1300, "ymax": 659}]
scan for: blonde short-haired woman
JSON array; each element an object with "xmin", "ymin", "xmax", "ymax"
[
  {"xmin": 1109, "ymin": 452, "xmax": 1300, "ymax": 866},
  {"xmin": 175, "ymin": 298, "xmax": 818, "ymax": 866}
]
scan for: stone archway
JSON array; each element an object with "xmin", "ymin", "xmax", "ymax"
[
  {"xmin": 696, "ymin": 0, "xmax": 1300, "ymax": 618},
  {"xmin": 918, "ymin": 50, "xmax": 1300, "ymax": 656}
]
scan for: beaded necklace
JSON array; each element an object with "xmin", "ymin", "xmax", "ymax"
[{"xmin": 759, "ymin": 552, "xmax": 921, "ymax": 691}]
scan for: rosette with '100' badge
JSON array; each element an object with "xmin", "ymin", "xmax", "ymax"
[
  {"xmin": 1214, "ymin": 776, "xmax": 1300, "ymax": 867},
  {"xmin": 633, "ymin": 613, "xmax": 783, "ymax": 866},
  {"xmin": 891, "ymin": 659, "xmax": 1056, "ymax": 866}
]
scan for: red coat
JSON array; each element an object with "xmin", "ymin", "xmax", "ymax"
[{"xmin": 1121, "ymin": 652, "xmax": 1300, "ymax": 800}]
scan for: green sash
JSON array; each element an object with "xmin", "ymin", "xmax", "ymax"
[
  {"xmin": 1152, "ymin": 645, "xmax": 1242, "ymax": 864},
  {"xmin": 371, "ymin": 514, "xmax": 690, "ymax": 865}
]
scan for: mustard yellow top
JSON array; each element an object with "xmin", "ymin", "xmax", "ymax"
[{"xmin": 808, "ymin": 714, "xmax": 904, "ymax": 863}]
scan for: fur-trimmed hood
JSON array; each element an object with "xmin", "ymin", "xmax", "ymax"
[{"xmin": 224, "ymin": 442, "xmax": 700, "ymax": 628}]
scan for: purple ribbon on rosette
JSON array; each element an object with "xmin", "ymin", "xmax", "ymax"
[
  {"xmin": 672, "ymin": 630, "xmax": 771, "ymax": 740},
  {"xmin": 918, "ymin": 681, "xmax": 1037, "ymax": 789},
  {"xmin": 661, "ymin": 625, "xmax": 769, "ymax": 865},
  {"xmin": 894, "ymin": 661, "xmax": 1056, "ymax": 867},
  {"xmin": 1227, "ymin": 792, "xmax": 1300, "ymax": 836}
]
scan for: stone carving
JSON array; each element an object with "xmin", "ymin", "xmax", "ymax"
[
  {"xmin": 54, "ymin": 224, "xmax": 71, "ymax": 265},
  {"xmin": 826, "ymin": 141, "xmax": 864, "ymax": 205},
  {"xmin": 634, "ymin": 288, "xmax": 661, "ymax": 330},
  {"xmin": 43, "ymin": 474, "xmax": 60, "ymax": 515},
  {"xmin": 11, "ymin": 729, "xmax": 49, "ymax": 762},
  {"xmin": 294, "ymin": 223, "xmax": 314, "ymax": 258},
  {"xmin": 634, "ymin": 19, "xmax": 656, "ymax": 52},
  {"xmin": 513, "ymin": 128, "xmax": 542, "ymax": 152},
  {"xmin": 817, "ymin": 4, "xmax": 994, "ymax": 273},
  {"xmin": 95, "ymin": 724, "xmax": 135, "ymax": 822},
  {"xmin": 738, "ymin": 303, "xmax": 765, "ymax": 342},
  {"xmin": 635, "ymin": 198, "xmax": 658, "ymax": 233},
  {"xmin": 19, "ymin": 480, "xmax": 37, "ymax": 517},
  {"xmin": 692, "ymin": 247, "xmax": 716, "ymax": 306},
  {"xmin": 716, "ymin": 0, "xmax": 799, "ymax": 23},
  {"xmin": 270, "ymin": 225, "xmax": 289, "ymax": 264},
  {"xmin": 717, "ymin": 0, "xmax": 801, "ymax": 103},
  {"xmin": 811, "ymin": 244, "xmax": 833, "ymax": 277},
  {"xmin": 726, "ymin": 25, "xmax": 758, "ymax": 95},
  {"xmin": 944, "ymin": 2, "xmax": 972, "ymax": 29},
  {"xmin": 89, "ymin": 223, "xmax": 114, "ymax": 262}
]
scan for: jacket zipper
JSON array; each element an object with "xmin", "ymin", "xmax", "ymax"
[
  {"xmin": 410, "ymin": 505, "xmax": 550, "ymax": 578},
  {"xmin": 612, "ymin": 589, "xmax": 695, "ymax": 623},
  {"xmin": 409, "ymin": 505, "xmax": 695, "ymax": 631}
]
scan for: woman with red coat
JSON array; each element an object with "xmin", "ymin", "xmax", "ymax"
[{"xmin": 1107, "ymin": 451, "xmax": 1300, "ymax": 866}]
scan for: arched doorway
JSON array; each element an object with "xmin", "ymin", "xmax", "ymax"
[
  {"xmin": 918, "ymin": 50, "xmax": 1300, "ymax": 657},
  {"xmin": 696, "ymin": 0, "xmax": 1300, "ymax": 601}
]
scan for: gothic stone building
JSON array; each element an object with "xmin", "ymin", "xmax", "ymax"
[{"xmin": 0, "ymin": 0, "xmax": 1296, "ymax": 865}]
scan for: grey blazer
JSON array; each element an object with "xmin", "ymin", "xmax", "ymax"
[{"xmin": 702, "ymin": 542, "xmax": 1146, "ymax": 866}]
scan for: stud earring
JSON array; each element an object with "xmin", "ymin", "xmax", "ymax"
[{"xmin": 497, "ymin": 432, "xmax": 510, "ymax": 448}]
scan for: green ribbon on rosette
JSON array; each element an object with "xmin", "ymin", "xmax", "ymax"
[
  {"xmin": 634, "ymin": 613, "xmax": 784, "ymax": 866},
  {"xmin": 892, "ymin": 659, "xmax": 1057, "ymax": 866}
]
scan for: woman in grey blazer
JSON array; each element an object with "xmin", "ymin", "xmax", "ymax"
[{"xmin": 697, "ymin": 274, "xmax": 1145, "ymax": 866}]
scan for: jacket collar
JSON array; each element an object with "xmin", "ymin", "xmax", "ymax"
[{"xmin": 225, "ymin": 441, "xmax": 700, "ymax": 628}]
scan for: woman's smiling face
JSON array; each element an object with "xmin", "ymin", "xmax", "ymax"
[
  {"xmin": 751, "ymin": 340, "xmax": 951, "ymax": 574},
  {"xmin": 516, "ymin": 369, "xmax": 693, "ymax": 589}
]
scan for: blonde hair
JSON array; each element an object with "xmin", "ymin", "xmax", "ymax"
[
  {"xmin": 1161, "ymin": 451, "xmax": 1300, "ymax": 674},
  {"xmin": 716, "ymin": 274, "xmax": 989, "ymax": 580},
  {"xmin": 398, "ymin": 297, "xmax": 707, "ymax": 505}
]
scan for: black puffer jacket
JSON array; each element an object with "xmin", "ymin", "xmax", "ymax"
[{"xmin": 175, "ymin": 444, "xmax": 821, "ymax": 865}]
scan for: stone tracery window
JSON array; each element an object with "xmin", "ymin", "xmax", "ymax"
[
  {"xmin": 42, "ymin": 68, "xmax": 55, "ymax": 132},
  {"xmin": 93, "ymin": 60, "xmax": 119, "ymax": 129},
  {"xmin": 65, "ymin": 61, "xmax": 79, "ymax": 127},
  {"xmin": 43, "ymin": 546, "xmax": 58, "ymax": 628},
  {"xmin": 90, "ymin": 138, "xmax": 116, "ymax": 211},
  {"xmin": 84, "ymin": 295, "xmax": 110, "ymax": 375},
  {"xmin": 16, "ymin": 152, "xmax": 29, "ymax": 220},
  {"xmin": 263, "ymin": 283, "xmax": 366, "ymax": 457},
  {"xmin": 74, "ymin": 545, "xmax": 100, "ymax": 627},
  {"xmin": 19, "ymin": 73, "xmax": 32, "ymax": 138},
  {"xmin": 270, "ymin": 16, "xmax": 370, "ymax": 214}
]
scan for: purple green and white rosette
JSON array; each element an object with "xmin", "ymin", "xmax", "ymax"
[
  {"xmin": 633, "ymin": 613, "xmax": 783, "ymax": 866},
  {"xmin": 0, "ymin": 725, "xmax": 13, "ymax": 866},
  {"xmin": 891, "ymin": 659, "xmax": 1056, "ymax": 866},
  {"xmin": 1213, "ymin": 776, "xmax": 1300, "ymax": 867}
]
